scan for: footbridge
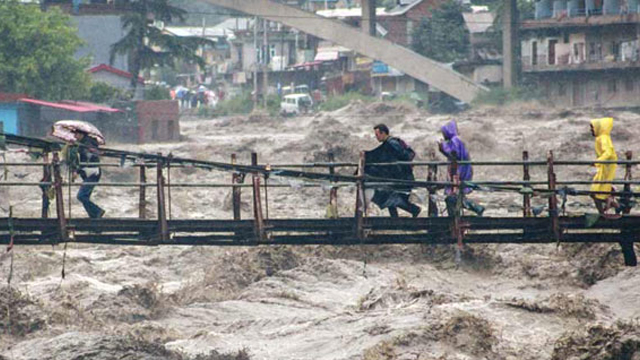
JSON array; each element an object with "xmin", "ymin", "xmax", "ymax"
[
  {"xmin": 0, "ymin": 134, "xmax": 638, "ymax": 266},
  {"xmin": 205, "ymin": 0, "xmax": 488, "ymax": 103}
]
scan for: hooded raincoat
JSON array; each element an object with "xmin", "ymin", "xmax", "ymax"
[
  {"xmin": 590, "ymin": 117, "xmax": 617, "ymax": 200},
  {"xmin": 440, "ymin": 120, "xmax": 472, "ymax": 194}
]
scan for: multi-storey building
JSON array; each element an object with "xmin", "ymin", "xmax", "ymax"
[{"xmin": 520, "ymin": 0, "xmax": 640, "ymax": 107}]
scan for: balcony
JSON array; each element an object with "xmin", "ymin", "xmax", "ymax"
[
  {"xmin": 523, "ymin": 0, "xmax": 640, "ymax": 30},
  {"xmin": 522, "ymin": 56, "xmax": 640, "ymax": 72}
]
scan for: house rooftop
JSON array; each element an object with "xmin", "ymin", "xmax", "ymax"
[
  {"xmin": 165, "ymin": 18, "xmax": 256, "ymax": 42},
  {"xmin": 316, "ymin": 0, "xmax": 426, "ymax": 18},
  {"xmin": 88, "ymin": 64, "xmax": 144, "ymax": 84},
  {"xmin": 20, "ymin": 99, "xmax": 122, "ymax": 113}
]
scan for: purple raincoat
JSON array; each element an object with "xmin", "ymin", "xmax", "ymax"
[{"xmin": 440, "ymin": 120, "xmax": 473, "ymax": 194}]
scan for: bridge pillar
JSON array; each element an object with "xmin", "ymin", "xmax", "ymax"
[
  {"xmin": 361, "ymin": 0, "xmax": 376, "ymax": 36},
  {"xmin": 503, "ymin": 0, "xmax": 519, "ymax": 88}
]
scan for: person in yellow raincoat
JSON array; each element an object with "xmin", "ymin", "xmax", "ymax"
[{"xmin": 589, "ymin": 117, "xmax": 619, "ymax": 213}]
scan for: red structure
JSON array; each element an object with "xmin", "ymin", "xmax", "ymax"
[{"xmin": 135, "ymin": 100, "xmax": 180, "ymax": 143}]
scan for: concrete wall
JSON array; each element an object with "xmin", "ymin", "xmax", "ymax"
[
  {"xmin": 372, "ymin": 75, "xmax": 416, "ymax": 95},
  {"xmin": 0, "ymin": 104, "xmax": 19, "ymax": 135},
  {"xmin": 472, "ymin": 65, "xmax": 503, "ymax": 83},
  {"xmin": 536, "ymin": 71, "xmax": 640, "ymax": 107},
  {"xmin": 90, "ymin": 71, "xmax": 145, "ymax": 100},
  {"xmin": 136, "ymin": 100, "xmax": 180, "ymax": 143},
  {"xmin": 73, "ymin": 15, "xmax": 129, "ymax": 71}
]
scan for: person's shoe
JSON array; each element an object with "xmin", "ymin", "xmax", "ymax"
[
  {"xmin": 97, "ymin": 209, "xmax": 106, "ymax": 218},
  {"xmin": 411, "ymin": 205, "xmax": 422, "ymax": 218},
  {"xmin": 466, "ymin": 200, "xmax": 485, "ymax": 217}
]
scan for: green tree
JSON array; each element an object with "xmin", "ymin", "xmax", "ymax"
[
  {"xmin": 110, "ymin": 0, "xmax": 210, "ymax": 92},
  {"xmin": 411, "ymin": 1, "xmax": 469, "ymax": 63},
  {"xmin": 0, "ymin": 1, "xmax": 90, "ymax": 101},
  {"xmin": 86, "ymin": 82, "xmax": 128, "ymax": 103}
]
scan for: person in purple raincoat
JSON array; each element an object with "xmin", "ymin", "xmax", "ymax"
[{"xmin": 438, "ymin": 120, "xmax": 484, "ymax": 216}]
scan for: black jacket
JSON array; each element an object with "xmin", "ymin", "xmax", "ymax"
[{"xmin": 77, "ymin": 136, "xmax": 101, "ymax": 180}]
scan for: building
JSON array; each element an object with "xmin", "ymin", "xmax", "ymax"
[
  {"xmin": 1, "ymin": 96, "xmax": 178, "ymax": 144},
  {"xmin": 317, "ymin": 0, "xmax": 446, "ymax": 47},
  {"xmin": 42, "ymin": 0, "xmax": 132, "ymax": 72},
  {"xmin": 0, "ymin": 93, "xmax": 27, "ymax": 135},
  {"xmin": 88, "ymin": 64, "xmax": 146, "ymax": 100},
  {"xmin": 454, "ymin": 10, "xmax": 502, "ymax": 85},
  {"xmin": 16, "ymin": 99, "xmax": 136, "ymax": 143},
  {"xmin": 135, "ymin": 100, "xmax": 180, "ymax": 143},
  {"xmin": 520, "ymin": 0, "xmax": 640, "ymax": 107}
]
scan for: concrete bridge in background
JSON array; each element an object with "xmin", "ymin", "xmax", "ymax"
[{"xmin": 205, "ymin": 0, "xmax": 489, "ymax": 103}]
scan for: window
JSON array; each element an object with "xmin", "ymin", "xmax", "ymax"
[
  {"xmin": 611, "ymin": 41, "xmax": 620, "ymax": 61},
  {"xmin": 625, "ymin": 78, "xmax": 634, "ymax": 92},
  {"xmin": 608, "ymin": 79, "xmax": 617, "ymax": 94},
  {"xmin": 532, "ymin": 41, "xmax": 538, "ymax": 65},
  {"xmin": 269, "ymin": 44, "xmax": 277, "ymax": 59},
  {"xmin": 548, "ymin": 39, "xmax": 558, "ymax": 65}
]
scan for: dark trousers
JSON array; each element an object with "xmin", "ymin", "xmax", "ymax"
[
  {"xmin": 388, "ymin": 195, "xmax": 421, "ymax": 218},
  {"xmin": 77, "ymin": 173, "xmax": 103, "ymax": 218},
  {"xmin": 445, "ymin": 195, "xmax": 484, "ymax": 217}
]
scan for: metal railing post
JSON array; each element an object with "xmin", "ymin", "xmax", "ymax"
[
  {"xmin": 547, "ymin": 151, "xmax": 560, "ymax": 242},
  {"xmin": 52, "ymin": 152, "xmax": 68, "ymax": 242},
  {"xmin": 231, "ymin": 154, "xmax": 242, "ymax": 220},
  {"xmin": 327, "ymin": 152, "xmax": 338, "ymax": 219},
  {"xmin": 449, "ymin": 154, "xmax": 463, "ymax": 266},
  {"xmin": 139, "ymin": 164, "xmax": 146, "ymax": 219},
  {"xmin": 251, "ymin": 152, "xmax": 265, "ymax": 242},
  {"xmin": 523, "ymin": 151, "xmax": 532, "ymax": 217},
  {"xmin": 621, "ymin": 151, "xmax": 637, "ymax": 266},
  {"xmin": 156, "ymin": 154, "xmax": 168, "ymax": 241},
  {"xmin": 427, "ymin": 163, "xmax": 438, "ymax": 217},
  {"xmin": 355, "ymin": 151, "xmax": 365, "ymax": 240},
  {"xmin": 41, "ymin": 153, "xmax": 51, "ymax": 218}
]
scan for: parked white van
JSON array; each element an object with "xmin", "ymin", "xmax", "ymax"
[{"xmin": 280, "ymin": 94, "xmax": 313, "ymax": 116}]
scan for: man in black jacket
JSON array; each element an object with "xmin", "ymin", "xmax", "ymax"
[
  {"xmin": 365, "ymin": 124, "xmax": 421, "ymax": 217},
  {"xmin": 75, "ymin": 132, "xmax": 105, "ymax": 218}
]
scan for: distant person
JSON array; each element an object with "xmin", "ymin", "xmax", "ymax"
[
  {"xmin": 438, "ymin": 120, "xmax": 484, "ymax": 216},
  {"xmin": 75, "ymin": 131, "xmax": 105, "ymax": 218},
  {"xmin": 364, "ymin": 124, "xmax": 421, "ymax": 218},
  {"xmin": 190, "ymin": 90, "xmax": 198, "ymax": 108},
  {"xmin": 589, "ymin": 117, "xmax": 636, "ymax": 266},
  {"xmin": 589, "ymin": 117, "xmax": 619, "ymax": 214}
]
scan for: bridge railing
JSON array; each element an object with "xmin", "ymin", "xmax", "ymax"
[{"xmin": 1, "ymin": 133, "xmax": 639, "ymax": 245}]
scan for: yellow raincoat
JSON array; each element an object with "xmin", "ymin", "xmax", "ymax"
[{"xmin": 590, "ymin": 118, "xmax": 617, "ymax": 200}]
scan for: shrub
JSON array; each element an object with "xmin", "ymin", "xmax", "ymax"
[
  {"xmin": 145, "ymin": 85, "xmax": 171, "ymax": 101},
  {"xmin": 318, "ymin": 92, "xmax": 375, "ymax": 112},
  {"xmin": 210, "ymin": 91, "xmax": 254, "ymax": 117},
  {"xmin": 473, "ymin": 85, "xmax": 543, "ymax": 106}
]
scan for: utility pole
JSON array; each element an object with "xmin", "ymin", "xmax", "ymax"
[
  {"xmin": 263, "ymin": 18, "xmax": 269, "ymax": 108},
  {"xmin": 503, "ymin": 0, "xmax": 518, "ymax": 88},
  {"xmin": 253, "ymin": 16, "xmax": 259, "ymax": 109}
]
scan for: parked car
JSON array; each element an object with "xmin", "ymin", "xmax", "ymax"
[{"xmin": 280, "ymin": 94, "xmax": 313, "ymax": 116}]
